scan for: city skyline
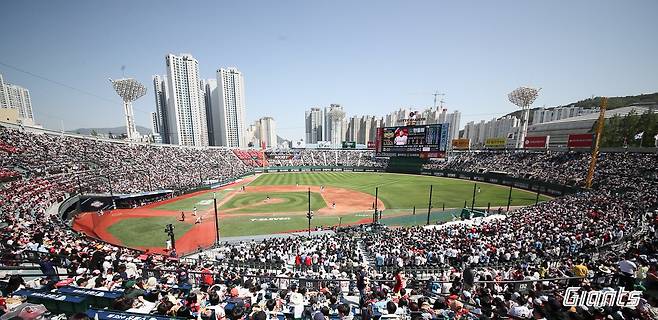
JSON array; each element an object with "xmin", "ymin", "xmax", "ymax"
[
  {"xmin": 1, "ymin": 1, "xmax": 657, "ymax": 141},
  {"xmin": 151, "ymin": 54, "xmax": 248, "ymax": 147}
]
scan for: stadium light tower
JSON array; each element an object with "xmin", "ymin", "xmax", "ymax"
[
  {"xmin": 508, "ymin": 86, "xmax": 540, "ymax": 149},
  {"xmin": 109, "ymin": 78, "xmax": 147, "ymax": 141}
]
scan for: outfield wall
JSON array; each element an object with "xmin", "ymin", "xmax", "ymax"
[
  {"xmin": 253, "ymin": 166, "xmax": 385, "ymax": 173},
  {"xmin": 420, "ymin": 169, "xmax": 582, "ymax": 197}
]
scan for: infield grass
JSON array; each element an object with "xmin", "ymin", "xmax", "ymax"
[
  {"xmin": 153, "ymin": 189, "xmax": 231, "ymax": 211},
  {"xmin": 220, "ymin": 191, "xmax": 327, "ymax": 213},
  {"xmin": 215, "ymin": 209, "xmax": 465, "ymax": 237}
]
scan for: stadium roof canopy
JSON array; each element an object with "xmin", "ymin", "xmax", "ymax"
[{"xmin": 527, "ymin": 104, "xmax": 656, "ymax": 146}]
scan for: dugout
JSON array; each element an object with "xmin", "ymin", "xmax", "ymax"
[
  {"xmin": 59, "ymin": 190, "xmax": 174, "ymax": 220},
  {"xmin": 460, "ymin": 208, "xmax": 487, "ymax": 220}
]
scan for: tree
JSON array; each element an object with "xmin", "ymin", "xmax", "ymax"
[
  {"xmin": 91, "ymin": 129, "xmax": 98, "ymax": 136},
  {"xmin": 599, "ymin": 108, "xmax": 657, "ymax": 147}
]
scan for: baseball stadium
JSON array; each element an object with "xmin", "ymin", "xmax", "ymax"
[
  {"xmin": 71, "ymin": 170, "xmax": 551, "ymax": 253},
  {"xmin": 2, "ymin": 2, "xmax": 658, "ymax": 319},
  {"xmin": 2, "ymin": 109, "xmax": 658, "ymax": 320}
]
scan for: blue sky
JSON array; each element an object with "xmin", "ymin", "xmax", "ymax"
[{"xmin": 1, "ymin": 0, "xmax": 657, "ymax": 140}]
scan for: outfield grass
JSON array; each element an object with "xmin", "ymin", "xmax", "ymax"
[
  {"xmin": 249, "ymin": 172, "xmax": 549, "ymax": 209},
  {"xmin": 217, "ymin": 213, "xmax": 366, "ymax": 237},
  {"xmin": 107, "ymin": 216, "xmax": 193, "ymax": 247},
  {"xmin": 153, "ymin": 189, "xmax": 231, "ymax": 211},
  {"xmin": 220, "ymin": 191, "xmax": 326, "ymax": 213},
  {"xmin": 215, "ymin": 208, "xmax": 466, "ymax": 237}
]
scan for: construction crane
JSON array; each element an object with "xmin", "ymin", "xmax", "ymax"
[
  {"xmin": 433, "ymin": 91, "xmax": 446, "ymax": 109},
  {"xmin": 585, "ymin": 97, "xmax": 607, "ymax": 188}
]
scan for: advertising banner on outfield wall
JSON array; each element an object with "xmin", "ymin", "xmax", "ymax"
[
  {"xmin": 451, "ymin": 138, "xmax": 471, "ymax": 150},
  {"xmin": 419, "ymin": 151, "xmax": 445, "ymax": 159},
  {"xmin": 568, "ymin": 134, "xmax": 594, "ymax": 148},
  {"xmin": 367, "ymin": 141, "xmax": 376, "ymax": 149},
  {"xmin": 485, "ymin": 138, "xmax": 507, "ymax": 149},
  {"xmin": 524, "ymin": 136, "xmax": 550, "ymax": 149}
]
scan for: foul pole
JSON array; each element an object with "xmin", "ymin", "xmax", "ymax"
[
  {"xmin": 307, "ymin": 188, "xmax": 312, "ymax": 236},
  {"xmin": 426, "ymin": 185, "xmax": 433, "ymax": 225},
  {"xmin": 213, "ymin": 192, "xmax": 220, "ymax": 244},
  {"xmin": 585, "ymin": 97, "xmax": 607, "ymax": 189},
  {"xmin": 374, "ymin": 187, "xmax": 379, "ymax": 223}
]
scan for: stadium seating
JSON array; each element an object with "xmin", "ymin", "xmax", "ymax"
[{"xmin": 0, "ymin": 125, "xmax": 657, "ymax": 319}]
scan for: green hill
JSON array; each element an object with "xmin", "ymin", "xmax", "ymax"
[
  {"xmin": 565, "ymin": 92, "xmax": 658, "ymax": 110},
  {"xmin": 504, "ymin": 92, "xmax": 658, "ymax": 122}
]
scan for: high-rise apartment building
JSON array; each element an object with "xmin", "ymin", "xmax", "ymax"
[
  {"xmin": 384, "ymin": 108, "xmax": 409, "ymax": 127},
  {"xmin": 200, "ymin": 79, "xmax": 219, "ymax": 146},
  {"xmin": 444, "ymin": 110, "xmax": 461, "ymax": 143},
  {"xmin": 244, "ymin": 117, "xmax": 277, "ymax": 148},
  {"xmin": 345, "ymin": 116, "xmax": 360, "ymax": 142},
  {"xmin": 0, "ymin": 73, "xmax": 34, "ymax": 124},
  {"xmin": 0, "ymin": 74, "xmax": 8, "ymax": 108},
  {"xmin": 214, "ymin": 68, "xmax": 247, "ymax": 147},
  {"xmin": 149, "ymin": 111, "xmax": 162, "ymax": 143},
  {"xmin": 358, "ymin": 116, "xmax": 374, "ymax": 145},
  {"xmin": 152, "ymin": 75, "xmax": 169, "ymax": 143},
  {"xmin": 324, "ymin": 104, "xmax": 345, "ymax": 145},
  {"xmin": 305, "ymin": 107, "xmax": 324, "ymax": 144},
  {"xmin": 164, "ymin": 54, "xmax": 208, "ymax": 146},
  {"xmin": 383, "ymin": 106, "xmax": 460, "ymax": 143},
  {"xmin": 463, "ymin": 116, "xmax": 519, "ymax": 146},
  {"xmin": 195, "ymin": 79, "xmax": 210, "ymax": 146},
  {"xmin": 149, "ymin": 111, "xmax": 158, "ymax": 134},
  {"xmin": 257, "ymin": 117, "xmax": 276, "ymax": 148}
]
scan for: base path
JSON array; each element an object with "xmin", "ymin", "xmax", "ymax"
[
  {"xmin": 72, "ymin": 176, "xmax": 258, "ymax": 255},
  {"xmin": 72, "ymin": 177, "xmax": 385, "ymax": 255},
  {"xmin": 240, "ymin": 185, "xmax": 385, "ymax": 214}
]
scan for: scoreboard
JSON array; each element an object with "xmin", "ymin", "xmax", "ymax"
[{"xmin": 375, "ymin": 123, "xmax": 449, "ymax": 158}]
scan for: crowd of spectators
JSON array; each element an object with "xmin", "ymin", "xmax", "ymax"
[
  {"xmin": 0, "ymin": 124, "xmax": 657, "ymax": 319},
  {"xmin": 234, "ymin": 149, "xmax": 270, "ymax": 167},
  {"xmin": 265, "ymin": 150, "xmax": 386, "ymax": 168},
  {"xmin": 0, "ymin": 168, "xmax": 20, "ymax": 182},
  {"xmin": 424, "ymin": 152, "xmax": 592, "ymax": 186}
]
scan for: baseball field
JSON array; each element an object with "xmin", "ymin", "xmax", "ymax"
[{"xmin": 73, "ymin": 172, "xmax": 549, "ymax": 254}]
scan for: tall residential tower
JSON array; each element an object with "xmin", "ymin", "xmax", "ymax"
[
  {"xmin": 213, "ymin": 68, "xmax": 246, "ymax": 147},
  {"xmin": 152, "ymin": 75, "xmax": 169, "ymax": 143},
  {"xmin": 0, "ymin": 73, "xmax": 35, "ymax": 124},
  {"xmin": 164, "ymin": 54, "xmax": 208, "ymax": 146},
  {"xmin": 305, "ymin": 107, "xmax": 324, "ymax": 144}
]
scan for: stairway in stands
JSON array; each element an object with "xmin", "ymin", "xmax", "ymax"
[{"xmin": 356, "ymin": 238, "xmax": 375, "ymax": 268}]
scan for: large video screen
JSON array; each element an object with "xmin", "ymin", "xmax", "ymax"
[{"xmin": 375, "ymin": 123, "xmax": 449, "ymax": 157}]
